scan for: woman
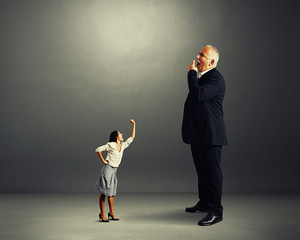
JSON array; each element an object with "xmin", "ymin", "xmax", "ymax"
[{"xmin": 95, "ymin": 119, "xmax": 136, "ymax": 222}]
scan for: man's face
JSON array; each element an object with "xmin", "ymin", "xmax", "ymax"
[{"xmin": 196, "ymin": 47, "xmax": 213, "ymax": 72}]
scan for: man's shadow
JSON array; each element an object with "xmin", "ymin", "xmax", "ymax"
[{"xmin": 126, "ymin": 208, "xmax": 206, "ymax": 225}]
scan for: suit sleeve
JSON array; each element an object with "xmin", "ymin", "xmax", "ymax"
[{"xmin": 187, "ymin": 70, "xmax": 222, "ymax": 102}]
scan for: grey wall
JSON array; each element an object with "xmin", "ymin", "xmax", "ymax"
[{"xmin": 1, "ymin": 0, "xmax": 299, "ymax": 193}]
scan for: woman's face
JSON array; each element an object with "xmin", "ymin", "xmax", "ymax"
[{"xmin": 117, "ymin": 131, "xmax": 124, "ymax": 142}]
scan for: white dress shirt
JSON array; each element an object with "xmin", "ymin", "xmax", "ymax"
[
  {"xmin": 197, "ymin": 67, "xmax": 215, "ymax": 78},
  {"xmin": 95, "ymin": 137, "xmax": 133, "ymax": 167}
]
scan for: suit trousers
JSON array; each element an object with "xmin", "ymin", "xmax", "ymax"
[{"xmin": 190, "ymin": 145, "xmax": 223, "ymax": 217}]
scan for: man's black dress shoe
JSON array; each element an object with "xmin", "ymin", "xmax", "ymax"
[
  {"xmin": 185, "ymin": 204, "xmax": 209, "ymax": 213},
  {"xmin": 198, "ymin": 212, "xmax": 222, "ymax": 226}
]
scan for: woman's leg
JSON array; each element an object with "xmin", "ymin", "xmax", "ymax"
[
  {"xmin": 108, "ymin": 196, "xmax": 114, "ymax": 215},
  {"xmin": 108, "ymin": 196, "xmax": 119, "ymax": 220},
  {"xmin": 99, "ymin": 194, "xmax": 107, "ymax": 220}
]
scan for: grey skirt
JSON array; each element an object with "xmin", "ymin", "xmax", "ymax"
[{"xmin": 95, "ymin": 164, "xmax": 118, "ymax": 196}]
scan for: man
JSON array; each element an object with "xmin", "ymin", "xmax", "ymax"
[{"xmin": 182, "ymin": 45, "xmax": 227, "ymax": 226}]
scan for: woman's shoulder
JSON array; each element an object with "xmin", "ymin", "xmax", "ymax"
[
  {"xmin": 122, "ymin": 137, "xmax": 133, "ymax": 143},
  {"xmin": 121, "ymin": 137, "xmax": 133, "ymax": 148},
  {"xmin": 107, "ymin": 142, "xmax": 117, "ymax": 148}
]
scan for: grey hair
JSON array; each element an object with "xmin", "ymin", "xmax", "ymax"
[{"xmin": 205, "ymin": 45, "xmax": 220, "ymax": 66}]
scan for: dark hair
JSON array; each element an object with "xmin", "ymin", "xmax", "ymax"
[{"xmin": 109, "ymin": 130, "xmax": 118, "ymax": 142}]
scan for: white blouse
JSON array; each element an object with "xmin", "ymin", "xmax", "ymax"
[{"xmin": 95, "ymin": 137, "xmax": 133, "ymax": 168}]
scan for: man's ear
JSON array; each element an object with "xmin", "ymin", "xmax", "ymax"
[{"xmin": 210, "ymin": 59, "xmax": 215, "ymax": 66}]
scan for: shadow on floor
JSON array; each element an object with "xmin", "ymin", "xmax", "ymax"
[{"xmin": 124, "ymin": 208, "xmax": 207, "ymax": 225}]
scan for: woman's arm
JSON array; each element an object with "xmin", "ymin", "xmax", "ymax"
[
  {"xmin": 130, "ymin": 119, "xmax": 136, "ymax": 139},
  {"xmin": 96, "ymin": 151, "xmax": 108, "ymax": 165}
]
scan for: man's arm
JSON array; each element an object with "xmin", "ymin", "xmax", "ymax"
[{"xmin": 187, "ymin": 70, "xmax": 222, "ymax": 102}]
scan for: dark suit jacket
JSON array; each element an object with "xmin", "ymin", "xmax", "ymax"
[{"xmin": 182, "ymin": 68, "xmax": 228, "ymax": 145}]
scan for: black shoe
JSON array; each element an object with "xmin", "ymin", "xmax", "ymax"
[
  {"xmin": 198, "ymin": 212, "xmax": 222, "ymax": 226},
  {"xmin": 108, "ymin": 212, "xmax": 119, "ymax": 221},
  {"xmin": 185, "ymin": 203, "xmax": 209, "ymax": 213},
  {"xmin": 99, "ymin": 213, "xmax": 110, "ymax": 222}
]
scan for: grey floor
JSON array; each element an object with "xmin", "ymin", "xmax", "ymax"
[{"xmin": 0, "ymin": 193, "xmax": 299, "ymax": 240}]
